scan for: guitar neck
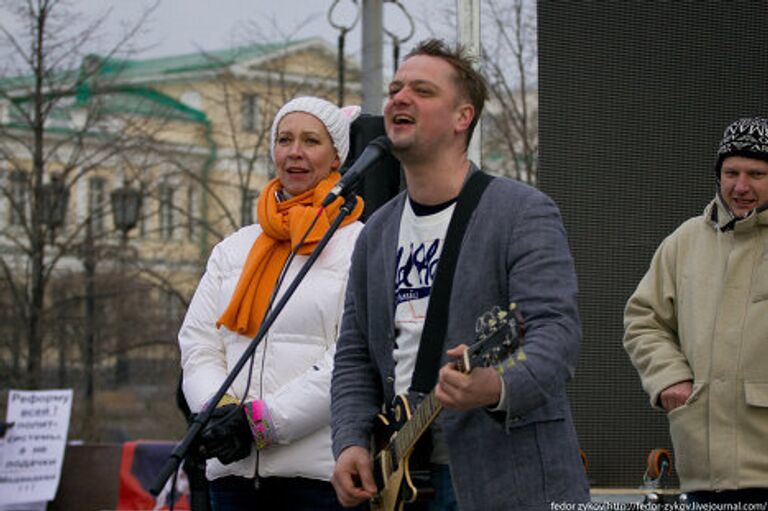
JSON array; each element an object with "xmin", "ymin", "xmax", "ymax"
[
  {"xmin": 378, "ymin": 307, "xmax": 520, "ymax": 501},
  {"xmin": 393, "ymin": 390, "xmax": 443, "ymax": 462},
  {"xmin": 392, "ymin": 349, "xmax": 475, "ymax": 461}
]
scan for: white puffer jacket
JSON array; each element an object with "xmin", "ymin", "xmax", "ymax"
[{"xmin": 179, "ymin": 221, "xmax": 363, "ymax": 481}]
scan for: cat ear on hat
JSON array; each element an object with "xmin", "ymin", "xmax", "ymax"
[{"xmin": 340, "ymin": 105, "xmax": 361, "ymax": 122}]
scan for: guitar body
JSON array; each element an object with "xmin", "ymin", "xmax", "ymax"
[
  {"xmin": 371, "ymin": 396, "xmax": 432, "ymax": 511},
  {"xmin": 369, "ymin": 458, "xmax": 413, "ymax": 511},
  {"xmin": 369, "ymin": 303, "xmax": 524, "ymax": 511}
]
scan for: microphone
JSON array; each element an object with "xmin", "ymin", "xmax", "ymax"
[{"xmin": 322, "ymin": 135, "xmax": 393, "ymax": 207}]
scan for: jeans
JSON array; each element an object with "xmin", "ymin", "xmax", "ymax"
[
  {"xmin": 429, "ymin": 464, "xmax": 459, "ymax": 511},
  {"xmin": 405, "ymin": 464, "xmax": 459, "ymax": 511},
  {"xmin": 209, "ymin": 475, "xmax": 362, "ymax": 511}
]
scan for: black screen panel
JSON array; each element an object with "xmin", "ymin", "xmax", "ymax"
[{"xmin": 538, "ymin": 3, "xmax": 768, "ymax": 488}]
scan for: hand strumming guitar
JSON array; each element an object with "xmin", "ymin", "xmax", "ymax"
[{"xmin": 332, "ymin": 445, "xmax": 377, "ymax": 507}]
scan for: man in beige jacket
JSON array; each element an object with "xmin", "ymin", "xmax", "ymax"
[{"xmin": 624, "ymin": 116, "xmax": 768, "ymax": 505}]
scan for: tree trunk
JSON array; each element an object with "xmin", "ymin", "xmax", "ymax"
[{"xmin": 26, "ymin": 2, "xmax": 50, "ymax": 389}]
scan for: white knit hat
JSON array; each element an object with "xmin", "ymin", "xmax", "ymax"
[{"xmin": 270, "ymin": 96, "xmax": 361, "ymax": 166}]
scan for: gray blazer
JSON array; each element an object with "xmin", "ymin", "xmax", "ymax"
[{"xmin": 331, "ymin": 167, "xmax": 590, "ymax": 510}]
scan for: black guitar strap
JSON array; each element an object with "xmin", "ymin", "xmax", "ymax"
[{"xmin": 410, "ymin": 170, "xmax": 494, "ymax": 394}]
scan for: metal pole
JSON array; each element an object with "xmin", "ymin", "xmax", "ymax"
[
  {"xmin": 457, "ymin": 0, "xmax": 482, "ymax": 165},
  {"xmin": 361, "ymin": 0, "xmax": 384, "ymax": 114},
  {"xmin": 115, "ymin": 230, "xmax": 129, "ymax": 386}
]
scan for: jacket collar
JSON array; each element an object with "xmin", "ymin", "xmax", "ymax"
[{"xmin": 706, "ymin": 194, "xmax": 768, "ymax": 232}]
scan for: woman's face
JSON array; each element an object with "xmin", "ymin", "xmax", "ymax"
[{"xmin": 273, "ymin": 112, "xmax": 340, "ymax": 197}]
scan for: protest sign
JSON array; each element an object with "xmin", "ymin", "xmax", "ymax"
[{"xmin": 0, "ymin": 390, "xmax": 73, "ymax": 507}]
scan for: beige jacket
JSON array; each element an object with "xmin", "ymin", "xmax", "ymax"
[{"xmin": 624, "ymin": 196, "xmax": 768, "ymax": 492}]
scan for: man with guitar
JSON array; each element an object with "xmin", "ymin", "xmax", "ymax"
[{"xmin": 330, "ymin": 39, "xmax": 589, "ymax": 510}]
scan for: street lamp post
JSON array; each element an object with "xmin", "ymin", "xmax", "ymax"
[
  {"xmin": 40, "ymin": 174, "xmax": 69, "ymax": 386},
  {"xmin": 111, "ymin": 185, "xmax": 142, "ymax": 242},
  {"xmin": 83, "ymin": 219, "xmax": 96, "ymax": 417},
  {"xmin": 110, "ymin": 185, "xmax": 141, "ymax": 386}
]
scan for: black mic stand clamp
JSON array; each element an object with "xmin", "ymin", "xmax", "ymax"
[{"xmin": 150, "ymin": 193, "xmax": 362, "ymax": 496}]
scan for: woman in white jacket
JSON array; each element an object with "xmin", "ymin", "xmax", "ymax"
[{"xmin": 178, "ymin": 97, "xmax": 365, "ymax": 511}]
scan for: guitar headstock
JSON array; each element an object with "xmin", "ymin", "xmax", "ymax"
[{"xmin": 458, "ymin": 303, "xmax": 525, "ymax": 373}]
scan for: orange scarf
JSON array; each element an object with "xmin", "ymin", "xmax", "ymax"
[{"xmin": 217, "ymin": 172, "xmax": 364, "ymax": 337}]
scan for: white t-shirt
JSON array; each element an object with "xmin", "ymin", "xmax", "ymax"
[
  {"xmin": 393, "ymin": 199, "xmax": 455, "ymax": 395},
  {"xmin": 393, "ymin": 198, "xmax": 455, "ymax": 464}
]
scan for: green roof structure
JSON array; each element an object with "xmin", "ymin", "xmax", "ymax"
[{"xmin": 79, "ymin": 37, "xmax": 324, "ymax": 84}]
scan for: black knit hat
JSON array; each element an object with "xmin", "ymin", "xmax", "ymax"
[{"xmin": 715, "ymin": 116, "xmax": 768, "ymax": 179}]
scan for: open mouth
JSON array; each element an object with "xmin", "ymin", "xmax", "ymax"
[
  {"xmin": 392, "ymin": 114, "xmax": 415, "ymax": 125},
  {"xmin": 731, "ymin": 198, "xmax": 756, "ymax": 211}
]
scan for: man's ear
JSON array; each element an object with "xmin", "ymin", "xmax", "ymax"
[{"xmin": 455, "ymin": 103, "xmax": 475, "ymax": 134}]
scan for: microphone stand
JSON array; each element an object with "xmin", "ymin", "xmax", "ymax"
[{"xmin": 150, "ymin": 193, "xmax": 360, "ymax": 496}]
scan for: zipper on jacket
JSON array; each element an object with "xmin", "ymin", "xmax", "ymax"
[
  {"xmin": 252, "ymin": 457, "xmax": 260, "ymax": 490},
  {"xmin": 252, "ymin": 334, "xmax": 269, "ymax": 487}
]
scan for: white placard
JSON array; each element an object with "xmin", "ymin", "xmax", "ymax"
[{"xmin": 0, "ymin": 390, "xmax": 73, "ymax": 506}]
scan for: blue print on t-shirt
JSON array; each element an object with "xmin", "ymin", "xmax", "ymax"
[{"xmin": 395, "ymin": 239, "xmax": 441, "ymax": 305}]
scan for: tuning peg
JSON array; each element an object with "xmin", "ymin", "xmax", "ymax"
[{"xmin": 475, "ymin": 316, "xmax": 484, "ymax": 334}]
